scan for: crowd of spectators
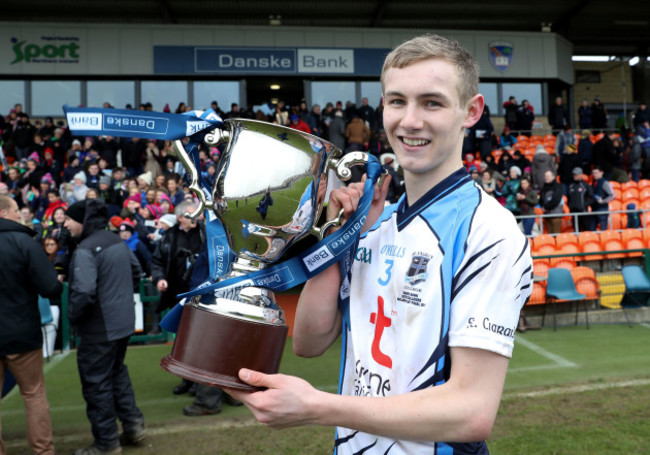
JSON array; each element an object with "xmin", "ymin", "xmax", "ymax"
[
  {"xmin": 1, "ymin": 95, "xmax": 648, "ymax": 274},
  {"xmin": 462, "ymin": 97, "xmax": 650, "ymax": 235},
  {"xmin": 0, "ymin": 97, "xmax": 405, "ymax": 330}
]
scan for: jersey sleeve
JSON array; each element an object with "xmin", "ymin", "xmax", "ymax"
[{"xmin": 448, "ymin": 201, "xmax": 533, "ymax": 358}]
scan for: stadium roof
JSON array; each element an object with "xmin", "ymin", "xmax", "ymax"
[{"xmin": 3, "ymin": 0, "xmax": 650, "ymax": 57}]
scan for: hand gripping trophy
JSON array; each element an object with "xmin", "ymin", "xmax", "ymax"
[{"xmin": 62, "ymin": 105, "xmax": 382, "ymax": 391}]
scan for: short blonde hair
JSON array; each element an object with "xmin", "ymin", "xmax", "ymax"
[{"xmin": 381, "ymin": 34, "xmax": 480, "ymax": 106}]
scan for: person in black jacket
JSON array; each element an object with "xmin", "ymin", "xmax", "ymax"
[
  {"xmin": 0, "ymin": 194, "xmax": 62, "ymax": 455},
  {"xmin": 150, "ymin": 201, "xmax": 204, "ymax": 396},
  {"xmin": 150, "ymin": 201, "xmax": 205, "ymax": 313},
  {"xmin": 64, "ymin": 199, "xmax": 145, "ymax": 455},
  {"xmin": 540, "ymin": 170, "xmax": 564, "ymax": 234}
]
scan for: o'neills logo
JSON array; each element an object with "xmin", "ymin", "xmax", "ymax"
[{"xmin": 10, "ymin": 36, "xmax": 80, "ymax": 64}]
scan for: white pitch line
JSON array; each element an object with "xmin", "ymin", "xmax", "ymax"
[
  {"xmin": 509, "ymin": 336, "xmax": 577, "ymax": 373},
  {"xmin": 503, "ymin": 378, "xmax": 650, "ymax": 399},
  {"xmin": 2, "ymin": 384, "xmax": 340, "ymax": 417}
]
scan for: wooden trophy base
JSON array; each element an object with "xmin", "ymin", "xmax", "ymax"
[{"xmin": 160, "ymin": 303, "xmax": 288, "ymax": 391}]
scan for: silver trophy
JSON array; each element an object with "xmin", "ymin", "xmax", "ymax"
[{"xmin": 160, "ymin": 118, "xmax": 375, "ymax": 390}]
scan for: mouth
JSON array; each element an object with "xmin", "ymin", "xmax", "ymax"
[{"xmin": 399, "ymin": 136, "xmax": 430, "ymax": 147}]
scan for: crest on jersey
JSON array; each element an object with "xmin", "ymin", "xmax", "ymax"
[
  {"xmin": 489, "ymin": 41, "xmax": 513, "ymax": 72},
  {"xmin": 405, "ymin": 253, "xmax": 430, "ymax": 285}
]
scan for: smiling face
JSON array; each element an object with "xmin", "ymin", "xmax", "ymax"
[{"xmin": 382, "ymin": 58, "xmax": 483, "ymax": 195}]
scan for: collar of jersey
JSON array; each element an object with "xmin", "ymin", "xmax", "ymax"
[{"xmin": 396, "ymin": 167, "xmax": 471, "ymax": 230}]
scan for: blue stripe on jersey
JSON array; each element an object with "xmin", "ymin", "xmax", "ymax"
[
  {"xmin": 452, "ymin": 239, "xmax": 505, "ymax": 292},
  {"xmin": 515, "ymin": 237, "xmax": 530, "ymax": 265},
  {"xmin": 398, "ymin": 171, "xmax": 483, "ymax": 391},
  {"xmin": 335, "ymin": 431, "xmax": 361, "ymax": 447},
  {"xmin": 411, "ymin": 334, "xmax": 449, "ymax": 390},
  {"xmin": 396, "ymin": 168, "xmax": 472, "ymax": 231}
]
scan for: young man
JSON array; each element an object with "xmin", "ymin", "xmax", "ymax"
[{"xmin": 229, "ymin": 34, "xmax": 532, "ymax": 454}]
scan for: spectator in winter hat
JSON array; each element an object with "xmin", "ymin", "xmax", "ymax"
[
  {"xmin": 137, "ymin": 171, "xmax": 154, "ymax": 189},
  {"xmin": 60, "ymin": 171, "xmax": 89, "ymax": 205},
  {"xmin": 109, "ymin": 215, "xmax": 123, "ymax": 231},
  {"xmin": 27, "ymin": 152, "xmax": 40, "ymax": 164},
  {"xmin": 41, "ymin": 173, "xmax": 56, "ymax": 189},
  {"xmin": 157, "ymin": 193, "xmax": 174, "ymax": 214}
]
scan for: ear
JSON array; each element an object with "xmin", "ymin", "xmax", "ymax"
[{"xmin": 463, "ymin": 94, "xmax": 485, "ymax": 129}]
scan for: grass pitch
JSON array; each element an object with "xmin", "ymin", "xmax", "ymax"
[{"xmin": 2, "ymin": 323, "xmax": 649, "ymax": 454}]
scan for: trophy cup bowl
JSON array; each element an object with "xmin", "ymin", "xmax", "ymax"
[{"xmin": 160, "ymin": 118, "xmax": 372, "ymax": 391}]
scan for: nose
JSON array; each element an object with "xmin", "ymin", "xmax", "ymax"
[{"xmin": 399, "ymin": 104, "xmax": 423, "ymax": 131}]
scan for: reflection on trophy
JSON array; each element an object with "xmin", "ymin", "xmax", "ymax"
[{"xmin": 160, "ymin": 119, "xmax": 374, "ymax": 391}]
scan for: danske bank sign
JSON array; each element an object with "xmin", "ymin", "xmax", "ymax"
[{"xmin": 194, "ymin": 47, "xmax": 354, "ymax": 74}]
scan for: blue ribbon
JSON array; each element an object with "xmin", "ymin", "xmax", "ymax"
[
  {"xmin": 63, "ymin": 105, "xmax": 223, "ymax": 140},
  {"xmin": 179, "ymin": 157, "xmax": 381, "ymax": 293}
]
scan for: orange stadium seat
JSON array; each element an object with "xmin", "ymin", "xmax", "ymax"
[
  {"xmin": 578, "ymin": 231, "xmax": 600, "ymax": 247},
  {"xmin": 638, "ymin": 179, "xmax": 650, "ymax": 190},
  {"xmin": 571, "ymin": 266, "xmax": 596, "ymax": 281},
  {"xmin": 623, "ymin": 199, "xmax": 640, "ymax": 212},
  {"xmin": 581, "ymin": 241, "xmax": 604, "ymax": 261},
  {"xmin": 533, "ymin": 260, "xmax": 550, "ymax": 279},
  {"xmin": 533, "ymin": 244, "xmax": 556, "ymax": 260},
  {"xmin": 532, "ymin": 234, "xmax": 556, "ymax": 251},
  {"xmin": 516, "ymin": 135, "xmax": 529, "ymax": 144},
  {"xmin": 601, "ymin": 235, "xmax": 626, "ymax": 259},
  {"xmin": 528, "ymin": 281, "xmax": 547, "ymax": 305},
  {"xmin": 621, "ymin": 181, "xmax": 637, "ymax": 191},
  {"xmin": 575, "ymin": 276, "xmax": 601, "ymax": 301},
  {"xmin": 643, "ymin": 227, "xmax": 650, "ymax": 245},
  {"xmin": 610, "ymin": 212, "xmax": 626, "ymax": 230},
  {"xmin": 554, "ymin": 243, "xmax": 580, "ymax": 263},
  {"xmin": 612, "ymin": 188, "xmax": 622, "ymax": 201},
  {"xmin": 554, "ymin": 258, "xmax": 577, "ymax": 270},
  {"xmin": 639, "ymin": 187, "xmax": 650, "ymax": 201},
  {"xmin": 642, "ymin": 212, "xmax": 650, "ymax": 229},
  {"xmin": 622, "ymin": 229, "xmax": 645, "ymax": 257},
  {"xmin": 609, "ymin": 200, "xmax": 622, "ymax": 211},
  {"xmin": 609, "ymin": 181, "xmax": 621, "ymax": 191},
  {"xmin": 556, "ymin": 232, "xmax": 579, "ymax": 248},
  {"xmin": 622, "ymin": 188, "xmax": 640, "ymax": 200},
  {"xmin": 600, "ymin": 230, "xmax": 621, "ymax": 243}
]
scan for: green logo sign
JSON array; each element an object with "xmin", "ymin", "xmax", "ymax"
[{"xmin": 10, "ymin": 37, "xmax": 80, "ymax": 64}]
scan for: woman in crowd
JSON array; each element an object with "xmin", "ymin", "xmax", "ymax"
[{"xmin": 516, "ymin": 176, "xmax": 539, "ymax": 235}]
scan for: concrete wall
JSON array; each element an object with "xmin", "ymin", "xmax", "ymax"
[{"xmin": 1, "ymin": 22, "xmax": 573, "ymax": 83}]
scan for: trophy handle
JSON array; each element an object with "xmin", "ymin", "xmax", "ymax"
[
  {"xmin": 310, "ymin": 152, "xmax": 386, "ymax": 239},
  {"xmin": 172, "ymin": 139, "xmax": 215, "ymax": 220}
]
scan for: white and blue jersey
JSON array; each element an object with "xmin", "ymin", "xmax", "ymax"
[{"xmin": 335, "ymin": 168, "xmax": 532, "ymax": 455}]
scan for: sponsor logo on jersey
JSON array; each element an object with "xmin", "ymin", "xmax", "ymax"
[
  {"xmin": 353, "ymin": 360, "xmax": 391, "ymax": 396},
  {"xmin": 370, "ymin": 296, "xmax": 392, "ymax": 368},
  {"xmin": 355, "ymin": 246, "xmax": 372, "ymax": 264}
]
